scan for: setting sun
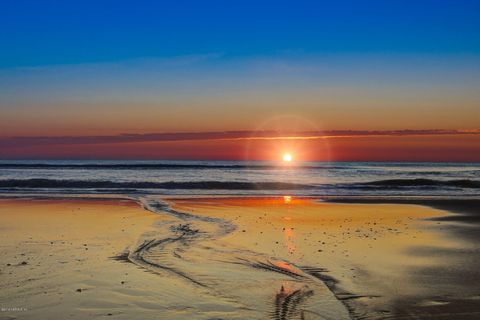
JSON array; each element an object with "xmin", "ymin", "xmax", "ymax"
[{"xmin": 282, "ymin": 153, "xmax": 293, "ymax": 162}]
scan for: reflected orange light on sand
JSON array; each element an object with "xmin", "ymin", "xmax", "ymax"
[
  {"xmin": 283, "ymin": 227, "xmax": 296, "ymax": 255},
  {"xmin": 273, "ymin": 260, "xmax": 298, "ymax": 274},
  {"xmin": 282, "ymin": 195, "xmax": 296, "ymax": 254}
]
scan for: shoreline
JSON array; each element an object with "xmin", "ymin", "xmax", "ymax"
[{"xmin": 1, "ymin": 196, "xmax": 479, "ymax": 319}]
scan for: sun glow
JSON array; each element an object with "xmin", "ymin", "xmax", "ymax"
[{"xmin": 282, "ymin": 153, "xmax": 293, "ymax": 162}]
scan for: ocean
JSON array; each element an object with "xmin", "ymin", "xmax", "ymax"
[{"xmin": 0, "ymin": 160, "xmax": 479, "ymax": 198}]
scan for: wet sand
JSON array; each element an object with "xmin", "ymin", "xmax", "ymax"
[
  {"xmin": 1, "ymin": 197, "xmax": 479, "ymax": 319},
  {"xmin": 0, "ymin": 199, "xmax": 177, "ymax": 320}
]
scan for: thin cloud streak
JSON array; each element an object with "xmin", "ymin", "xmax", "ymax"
[{"xmin": 1, "ymin": 129, "xmax": 479, "ymax": 148}]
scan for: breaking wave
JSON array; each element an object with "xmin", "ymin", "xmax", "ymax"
[
  {"xmin": 0, "ymin": 163, "xmax": 345, "ymax": 170},
  {"xmin": 0, "ymin": 179, "xmax": 313, "ymax": 190},
  {"xmin": 360, "ymin": 178, "xmax": 480, "ymax": 189},
  {"xmin": 0, "ymin": 178, "xmax": 478, "ymax": 195}
]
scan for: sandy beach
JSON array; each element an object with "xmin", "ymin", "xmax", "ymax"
[
  {"xmin": 1, "ymin": 197, "xmax": 480, "ymax": 319},
  {"xmin": 0, "ymin": 199, "xmax": 174, "ymax": 319}
]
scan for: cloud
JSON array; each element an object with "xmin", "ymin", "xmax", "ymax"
[
  {"xmin": 1, "ymin": 129, "xmax": 478, "ymax": 148},
  {"xmin": 2, "ymin": 53, "xmax": 225, "ymax": 73}
]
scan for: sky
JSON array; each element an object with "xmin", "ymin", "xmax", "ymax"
[{"xmin": 1, "ymin": 0, "xmax": 479, "ymax": 161}]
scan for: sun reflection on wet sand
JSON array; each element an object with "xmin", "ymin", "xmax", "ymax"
[
  {"xmin": 283, "ymin": 226, "xmax": 295, "ymax": 255},
  {"xmin": 169, "ymin": 196, "xmax": 470, "ymax": 318},
  {"xmin": 281, "ymin": 196, "xmax": 296, "ymax": 254}
]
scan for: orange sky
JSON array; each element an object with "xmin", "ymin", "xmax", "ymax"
[
  {"xmin": 2, "ymin": 3, "xmax": 480, "ymax": 162},
  {"xmin": 1, "ymin": 132, "xmax": 479, "ymax": 162}
]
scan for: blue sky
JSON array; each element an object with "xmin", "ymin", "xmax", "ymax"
[
  {"xmin": 1, "ymin": 0, "xmax": 479, "ymax": 68},
  {"xmin": 0, "ymin": 0, "xmax": 479, "ymax": 137}
]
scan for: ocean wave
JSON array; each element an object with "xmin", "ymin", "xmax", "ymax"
[
  {"xmin": 0, "ymin": 163, "xmax": 347, "ymax": 170},
  {"xmin": 0, "ymin": 179, "xmax": 313, "ymax": 190},
  {"xmin": 359, "ymin": 179, "xmax": 480, "ymax": 189},
  {"xmin": 1, "ymin": 178, "xmax": 478, "ymax": 192}
]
